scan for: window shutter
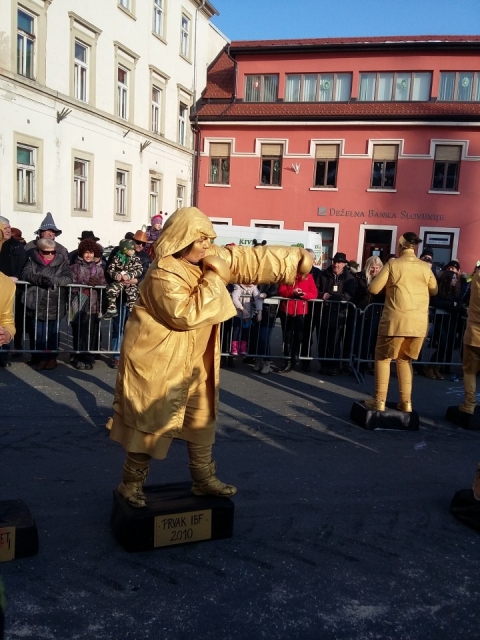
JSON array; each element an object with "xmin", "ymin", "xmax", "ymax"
[
  {"xmin": 373, "ymin": 145, "xmax": 398, "ymax": 161},
  {"xmin": 435, "ymin": 145, "xmax": 461, "ymax": 162},
  {"xmin": 316, "ymin": 144, "xmax": 339, "ymax": 159},
  {"xmin": 261, "ymin": 144, "xmax": 282, "ymax": 156},
  {"xmin": 210, "ymin": 143, "xmax": 230, "ymax": 157}
]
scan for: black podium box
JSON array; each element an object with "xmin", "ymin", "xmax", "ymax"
[
  {"xmin": 0, "ymin": 500, "xmax": 39, "ymax": 562},
  {"xmin": 111, "ymin": 482, "xmax": 235, "ymax": 552},
  {"xmin": 350, "ymin": 401, "xmax": 419, "ymax": 431},
  {"xmin": 450, "ymin": 489, "xmax": 480, "ymax": 533},
  {"xmin": 445, "ymin": 406, "xmax": 480, "ymax": 430}
]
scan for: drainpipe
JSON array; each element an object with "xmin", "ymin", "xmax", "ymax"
[{"xmin": 191, "ymin": 0, "xmax": 206, "ymax": 206}]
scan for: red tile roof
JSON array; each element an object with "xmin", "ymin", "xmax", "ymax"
[
  {"xmin": 202, "ymin": 49, "xmax": 235, "ymax": 99},
  {"xmin": 230, "ymin": 35, "xmax": 480, "ymax": 49},
  {"xmin": 196, "ymin": 100, "xmax": 480, "ymax": 121}
]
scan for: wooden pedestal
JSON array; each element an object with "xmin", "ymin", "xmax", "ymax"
[
  {"xmin": 111, "ymin": 482, "xmax": 235, "ymax": 552},
  {"xmin": 350, "ymin": 401, "xmax": 420, "ymax": 431},
  {"xmin": 0, "ymin": 500, "xmax": 39, "ymax": 562},
  {"xmin": 445, "ymin": 406, "xmax": 480, "ymax": 430}
]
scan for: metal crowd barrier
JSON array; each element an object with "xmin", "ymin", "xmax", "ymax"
[{"xmin": 5, "ymin": 284, "xmax": 467, "ymax": 384}]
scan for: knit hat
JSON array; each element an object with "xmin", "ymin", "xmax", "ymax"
[
  {"xmin": 420, "ymin": 248, "xmax": 434, "ymax": 259},
  {"xmin": 151, "ymin": 214, "xmax": 163, "ymax": 225},
  {"xmin": 119, "ymin": 239, "xmax": 135, "ymax": 253},
  {"xmin": 78, "ymin": 239, "xmax": 102, "ymax": 258},
  {"xmin": 35, "ymin": 212, "xmax": 62, "ymax": 236}
]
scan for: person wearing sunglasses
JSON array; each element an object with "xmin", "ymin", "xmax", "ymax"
[{"xmin": 20, "ymin": 238, "xmax": 73, "ymax": 370}]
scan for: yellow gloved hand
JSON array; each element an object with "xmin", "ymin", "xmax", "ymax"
[
  {"xmin": 298, "ymin": 249, "xmax": 313, "ymax": 275},
  {"xmin": 202, "ymin": 255, "xmax": 231, "ymax": 284}
]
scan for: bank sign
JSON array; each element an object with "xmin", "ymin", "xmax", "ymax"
[{"xmin": 318, "ymin": 206, "xmax": 445, "ymax": 222}]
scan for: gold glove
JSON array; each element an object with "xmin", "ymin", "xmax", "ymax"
[
  {"xmin": 298, "ymin": 249, "xmax": 313, "ymax": 275},
  {"xmin": 202, "ymin": 255, "xmax": 231, "ymax": 284}
]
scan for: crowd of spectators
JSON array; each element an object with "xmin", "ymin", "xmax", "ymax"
[{"xmin": 0, "ymin": 212, "xmax": 476, "ymax": 378}]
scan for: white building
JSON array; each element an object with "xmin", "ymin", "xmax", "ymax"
[{"xmin": 0, "ymin": 0, "xmax": 226, "ymax": 249}]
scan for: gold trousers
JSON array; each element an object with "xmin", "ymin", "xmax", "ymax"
[
  {"xmin": 463, "ymin": 344, "xmax": 480, "ymax": 404},
  {"xmin": 373, "ymin": 336, "xmax": 425, "ymax": 403}
]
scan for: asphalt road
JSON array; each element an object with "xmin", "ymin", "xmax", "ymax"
[{"xmin": 0, "ymin": 356, "xmax": 479, "ymax": 640}]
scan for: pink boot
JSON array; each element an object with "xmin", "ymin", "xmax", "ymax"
[
  {"xmin": 230, "ymin": 341, "xmax": 239, "ymax": 356},
  {"xmin": 240, "ymin": 341, "xmax": 248, "ymax": 355}
]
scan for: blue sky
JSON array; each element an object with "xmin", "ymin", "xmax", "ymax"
[{"xmin": 211, "ymin": 0, "xmax": 480, "ymax": 41}]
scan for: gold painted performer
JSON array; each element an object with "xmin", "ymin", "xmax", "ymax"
[
  {"xmin": 364, "ymin": 232, "xmax": 437, "ymax": 412},
  {"xmin": 0, "ymin": 223, "xmax": 16, "ymax": 351},
  {"xmin": 109, "ymin": 207, "xmax": 312, "ymax": 507},
  {"xmin": 457, "ymin": 266, "xmax": 480, "ymax": 499}
]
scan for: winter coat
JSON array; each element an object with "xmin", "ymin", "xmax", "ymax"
[
  {"xmin": 313, "ymin": 265, "xmax": 357, "ymax": 325},
  {"xmin": 70, "ymin": 258, "xmax": 107, "ymax": 316},
  {"xmin": 278, "ymin": 273, "xmax": 317, "ymax": 316},
  {"xmin": 231, "ymin": 284, "xmax": 263, "ymax": 319},
  {"xmin": 135, "ymin": 249, "xmax": 152, "ymax": 283},
  {"xmin": 354, "ymin": 272, "xmax": 385, "ymax": 310},
  {"xmin": 0, "ymin": 238, "xmax": 27, "ymax": 279},
  {"xmin": 464, "ymin": 270, "xmax": 480, "ymax": 347},
  {"xmin": 369, "ymin": 248, "xmax": 438, "ymax": 337},
  {"xmin": 20, "ymin": 252, "xmax": 73, "ymax": 320},
  {"xmin": 106, "ymin": 254, "xmax": 143, "ymax": 282},
  {"xmin": 111, "ymin": 206, "xmax": 306, "ymax": 442}
]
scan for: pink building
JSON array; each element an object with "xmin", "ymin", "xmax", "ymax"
[{"xmin": 193, "ymin": 35, "xmax": 480, "ymax": 270}]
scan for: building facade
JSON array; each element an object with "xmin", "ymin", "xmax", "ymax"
[
  {"xmin": 194, "ymin": 36, "xmax": 480, "ymax": 270},
  {"xmin": 0, "ymin": 0, "xmax": 226, "ymax": 250}
]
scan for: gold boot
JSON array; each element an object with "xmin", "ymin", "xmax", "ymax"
[
  {"xmin": 188, "ymin": 443, "xmax": 237, "ymax": 497},
  {"xmin": 364, "ymin": 398, "xmax": 386, "ymax": 411},
  {"xmin": 117, "ymin": 453, "xmax": 151, "ymax": 508},
  {"xmin": 459, "ymin": 373, "xmax": 477, "ymax": 414},
  {"xmin": 396, "ymin": 401, "xmax": 412, "ymax": 413}
]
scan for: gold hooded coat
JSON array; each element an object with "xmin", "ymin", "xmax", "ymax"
[
  {"xmin": 464, "ymin": 270, "xmax": 480, "ymax": 347},
  {"xmin": 369, "ymin": 248, "xmax": 438, "ymax": 337},
  {"xmin": 110, "ymin": 207, "xmax": 307, "ymax": 455},
  {"xmin": 0, "ymin": 223, "xmax": 16, "ymax": 342}
]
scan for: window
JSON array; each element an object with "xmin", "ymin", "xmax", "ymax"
[
  {"xmin": 359, "ymin": 72, "xmax": 432, "ymax": 101},
  {"xmin": 178, "ymin": 102, "xmax": 188, "ymax": 145},
  {"xmin": 245, "ymin": 75, "xmax": 278, "ymax": 102},
  {"xmin": 285, "ymin": 73, "xmax": 351, "ymax": 102},
  {"xmin": 151, "ymin": 86, "xmax": 162, "ymax": 133},
  {"xmin": 117, "ymin": 65, "xmax": 128, "ymax": 119},
  {"xmin": 209, "ymin": 143, "xmax": 230, "ymax": 184},
  {"xmin": 119, "ymin": 0, "xmax": 130, "ymax": 9},
  {"xmin": 260, "ymin": 144, "xmax": 282, "ymax": 186},
  {"xmin": 180, "ymin": 13, "xmax": 190, "ymax": 58},
  {"xmin": 149, "ymin": 177, "xmax": 161, "ymax": 217},
  {"xmin": 431, "ymin": 145, "xmax": 461, "ymax": 191},
  {"xmin": 438, "ymin": 72, "xmax": 480, "ymax": 101},
  {"xmin": 116, "ymin": 170, "xmax": 128, "ymax": 216},
  {"xmin": 74, "ymin": 40, "xmax": 88, "ymax": 102},
  {"xmin": 176, "ymin": 184, "xmax": 185, "ymax": 209},
  {"xmin": 17, "ymin": 144, "xmax": 36, "ymax": 204},
  {"xmin": 73, "ymin": 159, "xmax": 88, "ymax": 210},
  {"xmin": 314, "ymin": 145, "xmax": 339, "ymax": 188},
  {"xmin": 371, "ymin": 145, "xmax": 398, "ymax": 189},
  {"xmin": 153, "ymin": 0, "xmax": 164, "ymax": 37},
  {"xmin": 17, "ymin": 8, "xmax": 35, "ymax": 78}
]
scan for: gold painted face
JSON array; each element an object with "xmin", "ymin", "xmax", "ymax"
[{"xmin": 183, "ymin": 237, "xmax": 210, "ymax": 264}]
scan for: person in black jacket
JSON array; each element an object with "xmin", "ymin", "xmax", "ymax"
[
  {"xmin": 21, "ymin": 238, "xmax": 73, "ymax": 370},
  {"xmin": 0, "ymin": 216, "xmax": 27, "ymax": 363},
  {"xmin": 314, "ymin": 252, "xmax": 357, "ymax": 375},
  {"xmin": 132, "ymin": 230, "xmax": 152, "ymax": 282}
]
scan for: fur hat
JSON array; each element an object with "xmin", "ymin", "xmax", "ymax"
[{"xmin": 35, "ymin": 212, "xmax": 62, "ymax": 236}]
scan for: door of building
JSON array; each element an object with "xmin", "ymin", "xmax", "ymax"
[
  {"xmin": 422, "ymin": 231, "xmax": 454, "ymax": 271},
  {"xmin": 361, "ymin": 229, "xmax": 393, "ymax": 268}
]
